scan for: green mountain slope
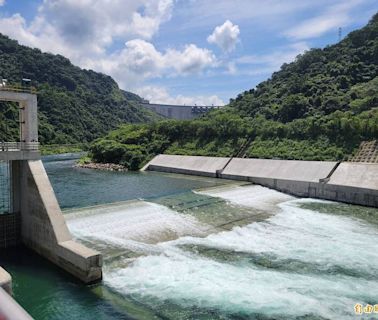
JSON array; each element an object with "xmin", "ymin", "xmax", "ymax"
[
  {"xmin": 89, "ymin": 13, "xmax": 378, "ymax": 169},
  {"xmin": 0, "ymin": 34, "xmax": 157, "ymax": 144},
  {"xmin": 230, "ymin": 13, "xmax": 378, "ymax": 121}
]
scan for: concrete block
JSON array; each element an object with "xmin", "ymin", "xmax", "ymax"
[
  {"xmin": 145, "ymin": 154, "xmax": 231, "ymax": 177},
  {"xmin": 328, "ymin": 163, "xmax": 378, "ymax": 190},
  {"xmin": 222, "ymin": 158, "xmax": 338, "ymax": 182}
]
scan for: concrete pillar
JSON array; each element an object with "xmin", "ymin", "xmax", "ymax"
[
  {"xmin": 19, "ymin": 160, "xmax": 102, "ymax": 283},
  {"xmin": 19, "ymin": 95, "xmax": 38, "ymax": 143}
]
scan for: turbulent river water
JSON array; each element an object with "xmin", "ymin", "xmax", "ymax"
[{"xmin": 1, "ymin": 154, "xmax": 378, "ymax": 320}]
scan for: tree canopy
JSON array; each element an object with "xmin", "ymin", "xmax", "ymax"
[
  {"xmin": 0, "ymin": 34, "xmax": 158, "ymax": 144},
  {"xmin": 89, "ymin": 13, "xmax": 378, "ymax": 169}
]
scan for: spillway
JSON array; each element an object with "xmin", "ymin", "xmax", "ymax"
[
  {"xmin": 64, "ymin": 184, "xmax": 378, "ymax": 319},
  {"xmin": 2, "ymin": 155, "xmax": 377, "ymax": 319}
]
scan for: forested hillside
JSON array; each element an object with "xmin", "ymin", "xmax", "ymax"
[
  {"xmin": 89, "ymin": 13, "xmax": 378, "ymax": 169},
  {"xmin": 0, "ymin": 34, "xmax": 157, "ymax": 144}
]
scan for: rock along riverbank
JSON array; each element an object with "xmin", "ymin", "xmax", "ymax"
[{"xmin": 76, "ymin": 162, "xmax": 128, "ymax": 172}]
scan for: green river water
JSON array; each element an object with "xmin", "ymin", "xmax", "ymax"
[{"xmin": 1, "ymin": 154, "xmax": 377, "ymax": 320}]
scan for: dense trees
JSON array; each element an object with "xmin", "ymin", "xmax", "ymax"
[
  {"xmin": 90, "ymin": 13, "xmax": 378, "ymax": 169},
  {"xmin": 90, "ymin": 106, "xmax": 377, "ymax": 168},
  {"xmin": 0, "ymin": 34, "xmax": 158, "ymax": 144}
]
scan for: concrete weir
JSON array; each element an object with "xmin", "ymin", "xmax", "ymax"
[
  {"xmin": 143, "ymin": 155, "xmax": 378, "ymax": 208},
  {"xmin": 0, "ymin": 88, "xmax": 102, "ymax": 286}
]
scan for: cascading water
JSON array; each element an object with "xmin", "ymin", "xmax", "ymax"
[
  {"xmin": 65, "ymin": 184, "xmax": 378, "ymax": 320},
  {"xmin": 2, "ymin": 155, "xmax": 377, "ymax": 320}
]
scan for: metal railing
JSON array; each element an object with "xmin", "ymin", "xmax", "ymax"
[
  {"xmin": 0, "ymin": 142, "xmax": 39, "ymax": 152},
  {"xmin": 0, "ymin": 85, "xmax": 37, "ymax": 94}
]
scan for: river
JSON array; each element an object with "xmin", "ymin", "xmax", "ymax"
[{"xmin": 1, "ymin": 154, "xmax": 378, "ymax": 319}]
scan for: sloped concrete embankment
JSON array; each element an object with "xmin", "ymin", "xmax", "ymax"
[
  {"xmin": 142, "ymin": 154, "xmax": 230, "ymax": 177},
  {"xmin": 143, "ymin": 155, "xmax": 378, "ymax": 207}
]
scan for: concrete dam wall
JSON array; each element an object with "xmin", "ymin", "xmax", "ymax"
[{"xmin": 143, "ymin": 155, "xmax": 378, "ymax": 208}]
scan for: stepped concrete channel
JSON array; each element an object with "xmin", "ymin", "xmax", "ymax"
[{"xmin": 144, "ymin": 154, "xmax": 378, "ymax": 208}]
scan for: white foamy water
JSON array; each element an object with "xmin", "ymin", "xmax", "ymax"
[
  {"xmin": 66, "ymin": 200, "xmax": 209, "ymax": 247},
  {"xmin": 67, "ymin": 185, "xmax": 378, "ymax": 319},
  {"xmin": 195, "ymin": 184, "xmax": 293, "ymax": 211},
  {"xmin": 173, "ymin": 199, "xmax": 378, "ymax": 277},
  {"xmin": 105, "ymin": 249, "xmax": 378, "ymax": 319}
]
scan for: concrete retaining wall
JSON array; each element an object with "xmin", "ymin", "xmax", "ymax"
[
  {"xmin": 17, "ymin": 160, "xmax": 102, "ymax": 283},
  {"xmin": 144, "ymin": 155, "xmax": 378, "ymax": 208},
  {"xmin": 327, "ymin": 163, "xmax": 378, "ymax": 190},
  {"xmin": 144, "ymin": 154, "xmax": 230, "ymax": 177},
  {"xmin": 221, "ymin": 158, "xmax": 338, "ymax": 182}
]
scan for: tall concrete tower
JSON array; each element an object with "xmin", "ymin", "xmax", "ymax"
[{"xmin": 0, "ymin": 85, "xmax": 102, "ymax": 284}]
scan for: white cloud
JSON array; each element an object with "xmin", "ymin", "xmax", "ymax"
[
  {"xmin": 284, "ymin": 0, "xmax": 364, "ymax": 40},
  {"xmin": 0, "ymin": 0, "xmax": 217, "ymax": 93},
  {"xmin": 165, "ymin": 44, "xmax": 216, "ymax": 74},
  {"xmin": 207, "ymin": 20, "xmax": 240, "ymax": 52},
  {"xmin": 136, "ymin": 86, "xmax": 225, "ymax": 106},
  {"xmin": 85, "ymin": 40, "xmax": 216, "ymax": 88},
  {"xmin": 0, "ymin": 0, "xmax": 174, "ymax": 64},
  {"xmin": 0, "ymin": 0, "xmax": 5, "ymax": 6}
]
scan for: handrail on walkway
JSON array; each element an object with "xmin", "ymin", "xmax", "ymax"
[
  {"xmin": 0, "ymin": 85, "xmax": 37, "ymax": 94},
  {"xmin": 0, "ymin": 142, "xmax": 39, "ymax": 152}
]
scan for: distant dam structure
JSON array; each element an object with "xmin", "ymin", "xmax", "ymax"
[
  {"xmin": 141, "ymin": 100, "xmax": 222, "ymax": 120},
  {"xmin": 0, "ymin": 84, "xmax": 102, "ymax": 314}
]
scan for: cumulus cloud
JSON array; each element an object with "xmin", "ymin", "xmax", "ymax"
[
  {"xmin": 0, "ymin": 0, "xmax": 174, "ymax": 63},
  {"xmin": 165, "ymin": 44, "xmax": 216, "ymax": 74},
  {"xmin": 86, "ymin": 40, "xmax": 216, "ymax": 88},
  {"xmin": 0, "ymin": 0, "xmax": 218, "ymax": 97},
  {"xmin": 207, "ymin": 20, "xmax": 240, "ymax": 53},
  {"xmin": 40, "ymin": 0, "xmax": 174, "ymax": 43},
  {"xmin": 136, "ymin": 86, "xmax": 225, "ymax": 106}
]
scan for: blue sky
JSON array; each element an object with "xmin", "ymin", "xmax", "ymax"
[{"xmin": 0, "ymin": 0, "xmax": 376, "ymax": 105}]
